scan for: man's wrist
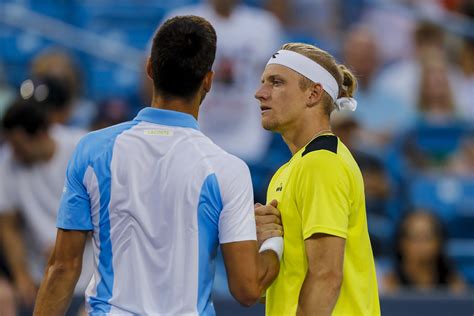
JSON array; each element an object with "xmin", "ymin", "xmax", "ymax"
[{"xmin": 259, "ymin": 237, "xmax": 283, "ymax": 260}]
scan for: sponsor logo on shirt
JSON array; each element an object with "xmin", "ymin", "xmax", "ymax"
[
  {"xmin": 276, "ymin": 183, "xmax": 283, "ymax": 192},
  {"xmin": 144, "ymin": 129, "xmax": 173, "ymax": 136}
]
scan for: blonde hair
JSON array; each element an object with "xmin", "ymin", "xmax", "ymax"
[{"xmin": 280, "ymin": 43, "xmax": 357, "ymax": 114}]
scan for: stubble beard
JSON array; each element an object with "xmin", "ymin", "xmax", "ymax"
[{"xmin": 261, "ymin": 117, "xmax": 279, "ymax": 132}]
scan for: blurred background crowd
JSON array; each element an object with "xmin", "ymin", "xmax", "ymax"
[{"xmin": 0, "ymin": 0, "xmax": 473, "ymax": 315}]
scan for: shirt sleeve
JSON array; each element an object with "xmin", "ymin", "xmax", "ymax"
[
  {"xmin": 56, "ymin": 140, "xmax": 93, "ymax": 231},
  {"xmin": 217, "ymin": 156, "xmax": 257, "ymax": 244},
  {"xmin": 296, "ymin": 151, "xmax": 352, "ymax": 240}
]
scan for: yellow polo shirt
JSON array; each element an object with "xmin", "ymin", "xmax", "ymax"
[{"xmin": 265, "ymin": 134, "xmax": 380, "ymax": 316}]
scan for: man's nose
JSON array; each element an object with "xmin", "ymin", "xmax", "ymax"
[{"xmin": 255, "ymin": 85, "xmax": 268, "ymax": 101}]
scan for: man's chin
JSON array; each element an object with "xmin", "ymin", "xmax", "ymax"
[{"xmin": 261, "ymin": 120, "xmax": 278, "ymax": 132}]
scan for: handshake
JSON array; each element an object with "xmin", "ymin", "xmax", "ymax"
[{"xmin": 255, "ymin": 200, "xmax": 284, "ymax": 260}]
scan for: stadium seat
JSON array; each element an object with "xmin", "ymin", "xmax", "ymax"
[
  {"xmin": 0, "ymin": 28, "xmax": 47, "ymax": 63},
  {"xmin": 29, "ymin": 1, "xmax": 71, "ymax": 21},
  {"xmin": 408, "ymin": 174, "xmax": 474, "ymax": 238},
  {"xmin": 447, "ymin": 239, "xmax": 474, "ymax": 284},
  {"xmin": 412, "ymin": 120, "xmax": 468, "ymax": 160}
]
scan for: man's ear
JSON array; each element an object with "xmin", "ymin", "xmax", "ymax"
[
  {"xmin": 306, "ymin": 83, "xmax": 324, "ymax": 107},
  {"xmin": 146, "ymin": 57, "xmax": 153, "ymax": 80},
  {"xmin": 203, "ymin": 71, "xmax": 214, "ymax": 93}
]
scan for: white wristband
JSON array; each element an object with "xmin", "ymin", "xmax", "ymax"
[{"xmin": 259, "ymin": 237, "xmax": 283, "ymax": 261}]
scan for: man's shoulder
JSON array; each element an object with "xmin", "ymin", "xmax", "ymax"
[
  {"xmin": 76, "ymin": 121, "xmax": 138, "ymax": 158},
  {"xmin": 295, "ymin": 136, "xmax": 349, "ymax": 173},
  {"xmin": 301, "ymin": 135, "xmax": 339, "ymax": 157},
  {"xmin": 190, "ymin": 136, "xmax": 249, "ymax": 180},
  {"xmin": 216, "ymin": 151, "xmax": 249, "ymax": 172},
  {"xmin": 83, "ymin": 120, "xmax": 136, "ymax": 141},
  {"xmin": 195, "ymin": 136, "xmax": 249, "ymax": 171}
]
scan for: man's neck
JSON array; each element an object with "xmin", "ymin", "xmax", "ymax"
[
  {"xmin": 151, "ymin": 95, "xmax": 200, "ymax": 120},
  {"xmin": 281, "ymin": 116, "xmax": 332, "ymax": 155}
]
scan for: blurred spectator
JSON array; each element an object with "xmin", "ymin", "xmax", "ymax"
[
  {"xmin": 266, "ymin": 0, "xmax": 343, "ymax": 53},
  {"xmin": 441, "ymin": 0, "xmax": 466, "ymax": 12},
  {"xmin": 0, "ymin": 274, "xmax": 16, "ymax": 316},
  {"xmin": 448, "ymin": 131, "xmax": 474, "ymax": 176},
  {"xmin": 91, "ymin": 98, "xmax": 130, "ymax": 130},
  {"xmin": 382, "ymin": 211, "xmax": 466, "ymax": 293},
  {"xmin": 0, "ymin": 216, "xmax": 16, "ymax": 316},
  {"xmin": 30, "ymin": 48, "xmax": 96, "ymax": 128},
  {"xmin": 459, "ymin": 0, "xmax": 474, "ymax": 17},
  {"xmin": 342, "ymin": 24, "xmax": 415, "ymax": 149},
  {"xmin": 417, "ymin": 55, "xmax": 457, "ymax": 123},
  {"xmin": 374, "ymin": 20, "xmax": 466, "ymax": 114},
  {"xmin": 457, "ymin": 37, "xmax": 474, "ymax": 123},
  {"xmin": 360, "ymin": 1, "xmax": 416, "ymax": 63},
  {"xmin": 19, "ymin": 76, "xmax": 73, "ymax": 125},
  {"xmin": 162, "ymin": 0, "xmax": 283, "ymax": 164},
  {"xmin": 264, "ymin": 0, "xmax": 292, "ymax": 28},
  {"xmin": 0, "ymin": 99, "xmax": 92, "ymax": 314},
  {"xmin": 361, "ymin": 0, "xmax": 448, "ymax": 62},
  {"xmin": 18, "ymin": 76, "xmax": 87, "ymax": 142},
  {"xmin": 0, "ymin": 64, "xmax": 15, "ymax": 120},
  {"xmin": 400, "ymin": 54, "xmax": 468, "ymax": 171},
  {"xmin": 451, "ymin": 0, "xmax": 474, "ymax": 125}
]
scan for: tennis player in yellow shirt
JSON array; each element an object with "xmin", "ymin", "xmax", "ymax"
[{"xmin": 254, "ymin": 43, "xmax": 380, "ymax": 316}]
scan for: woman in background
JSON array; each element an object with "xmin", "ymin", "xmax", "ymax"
[{"xmin": 383, "ymin": 211, "xmax": 466, "ymax": 293}]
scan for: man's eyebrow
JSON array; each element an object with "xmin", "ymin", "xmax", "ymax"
[{"xmin": 262, "ymin": 75, "xmax": 283, "ymax": 83}]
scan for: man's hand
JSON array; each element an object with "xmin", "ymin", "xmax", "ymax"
[{"xmin": 255, "ymin": 200, "xmax": 283, "ymax": 248}]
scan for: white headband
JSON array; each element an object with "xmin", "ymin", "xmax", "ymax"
[{"xmin": 266, "ymin": 50, "xmax": 357, "ymax": 111}]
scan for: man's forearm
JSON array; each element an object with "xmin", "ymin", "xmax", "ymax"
[
  {"xmin": 297, "ymin": 272, "xmax": 342, "ymax": 316},
  {"xmin": 34, "ymin": 262, "xmax": 81, "ymax": 315},
  {"xmin": 257, "ymin": 250, "xmax": 280, "ymax": 293}
]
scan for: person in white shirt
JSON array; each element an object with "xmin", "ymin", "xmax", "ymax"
[
  {"xmin": 34, "ymin": 15, "xmax": 283, "ymax": 315},
  {"xmin": 0, "ymin": 99, "xmax": 92, "ymax": 314}
]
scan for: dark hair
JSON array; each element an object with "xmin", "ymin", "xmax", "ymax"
[
  {"xmin": 460, "ymin": 0, "xmax": 474, "ymax": 18},
  {"xmin": 21, "ymin": 76, "xmax": 73, "ymax": 111},
  {"xmin": 414, "ymin": 21, "xmax": 444, "ymax": 47},
  {"xmin": 394, "ymin": 211, "xmax": 454, "ymax": 286},
  {"xmin": 2, "ymin": 99, "xmax": 49, "ymax": 135},
  {"xmin": 150, "ymin": 15, "xmax": 217, "ymax": 99}
]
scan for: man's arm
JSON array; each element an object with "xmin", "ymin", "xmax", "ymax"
[
  {"xmin": 220, "ymin": 201, "xmax": 283, "ymax": 307},
  {"xmin": 297, "ymin": 233, "xmax": 345, "ymax": 316},
  {"xmin": 221, "ymin": 241, "xmax": 280, "ymax": 306},
  {"xmin": 0, "ymin": 212, "xmax": 38, "ymax": 307},
  {"xmin": 34, "ymin": 229, "xmax": 88, "ymax": 316}
]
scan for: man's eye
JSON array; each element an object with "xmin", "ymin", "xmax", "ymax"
[{"xmin": 272, "ymin": 80, "xmax": 282, "ymax": 85}]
